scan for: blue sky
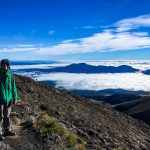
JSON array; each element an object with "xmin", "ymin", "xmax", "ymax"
[{"xmin": 0, "ymin": 0, "xmax": 150, "ymax": 60}]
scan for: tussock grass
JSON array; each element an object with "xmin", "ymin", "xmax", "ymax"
[{"xmin": 33, "ymin": 112, "xmax": 86, "ymax": 150}]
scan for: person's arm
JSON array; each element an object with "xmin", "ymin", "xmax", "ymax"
[{"xmin": 11, "ymin": 74, "xmax": 19, "ymax": 103}]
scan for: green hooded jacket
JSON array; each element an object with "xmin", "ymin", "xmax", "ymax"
[{"xmin": 0, "ymin": 68, "xmax": 18, "ymax": 104}]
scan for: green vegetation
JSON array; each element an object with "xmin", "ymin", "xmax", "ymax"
[{"xmin": 33, "ymin": 112, "xmax": 86, "ymax": 150}]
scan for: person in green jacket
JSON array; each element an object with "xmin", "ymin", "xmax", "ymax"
[{"xmin": 0, "ymin": 59, "xmax": 19, "ymax": 141}]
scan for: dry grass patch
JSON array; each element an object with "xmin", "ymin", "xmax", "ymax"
[{"xmin": 33, "ymin": 112, "xmax": 86, "ymax": 150}]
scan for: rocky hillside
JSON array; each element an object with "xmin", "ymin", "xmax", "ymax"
[
  {"xmin": 1, "ymin": 74, "xmax": 150, "ymax": 150},
  {"xmin": 114, "ymin": 96, "xmax": 150, "ymax": 125}
]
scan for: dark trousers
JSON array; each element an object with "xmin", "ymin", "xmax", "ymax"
[{"xmin": 0, "ymin": 101, "xmax": 12, "ymax": 135}]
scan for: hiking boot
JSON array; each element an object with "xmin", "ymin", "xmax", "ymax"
[
  {"xmin": 3, "ymin": 131, "xmax": 16, "ymax": 137},
  {"xmin": 0, "ymin": 135, "xmax": 4, "ymax": 141}
]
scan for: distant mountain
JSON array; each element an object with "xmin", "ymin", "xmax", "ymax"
[
  {"xmin": 143, "ymin": 69, "xmax": 150, "ymax": 75},
  {"xmin": 40, "ymin": 82, "xmax": 145, "ymax": 105},
  {"xmin": 86, "ymin": 94, "xmax": 142, "ymax": 105},
  {"xmin": 98, "ymin": 89, "xmax": 145, "ymax": 94},
  {"xmin": 41, "ymin": 80, "xmax": 57, "ymax": 87},
  {"xmin": 15, "ymin": 63, "xmax": 140, "ymax": 73},
  {"xmin": 38, "ymin": 83, "xmax": 145, "ymax": 105},
  {"xmin": 114, "ymin": 96, "xmax": 150, "ymax": 125},
  {"xmin": 70, "ymin": 89, "xmax": 145, "ymax": 96},
  {"xmin": 39, "ymin": 81, "xmax": 146, "ymax": 105},
  {"xmin": 50, "ymin": 63, "xmax": 139, "ymax": 73},
  {"xmin": 70, "ymin": 89, "xmax": 143, "ymax": 105}
]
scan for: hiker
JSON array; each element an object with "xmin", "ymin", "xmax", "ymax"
[{"xmin": 0, "ymin": 59, "xmax": 19, "ymax": 141}]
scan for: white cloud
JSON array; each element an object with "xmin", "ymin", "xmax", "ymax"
[
  {"xmin": 36, "ymin": 30, "xmax": 150, "ymax": 55},
  {"xmin": 115, "ymin": 14, "xmax": 150, "ymax": 32},
  {"xmin": 35, "ymin": 14, "xmax": 150, "ymax": 55},
  {"xmin": 1, "ymin": 14, "xmax": 150, "ymax": 55},
  {"xmin": 61, "ymin": 39, "xmax": 75, "ymax": 44},
  {"xmin": 72, "ymin": 60, "xmax": 150, "ymax": 71},
  {"xmin": 83, "ymin": 26, "xmax": 99, "ymax": 29},
  {"xmin": 12, "ymin": 60, "xmax": 150, "ymax": 92},
  {"xmin": 48, "ymin": 30, "xmax": 55, "ymax": 35},
  {"xmin": 11, "ymin": 60, "xmax": 150, "ymax": 71},
  {"xmin": 31, "ymin": 30, "xmax": 36, "ymax": 34},
  {"xmin": 34, "ymin": 72, "xmax": 150, "ymax": 91},
  {"xmin": 0, "ymin": 47, "xmax": 37, "ymax": 53},
  {"xmin": 9, "ymin": 44, "xmax": 35, "ymax": 47},
  {"xmin": 11, "ymin": 63, "xmax": 69, "ymax": 69}
]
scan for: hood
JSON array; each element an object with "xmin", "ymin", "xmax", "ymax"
[{"xmin": 0, "ymin": 67, "xmax": 11, "ymax": 75}]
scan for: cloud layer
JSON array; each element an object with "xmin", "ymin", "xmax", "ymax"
[
  {"xmin": 1, "ymin": 14, "xmax": 150, "ymax": 55},
  {"xmin": 36, "ymin": 30, "xmax": 150, "ymax": 55},
  {"xmin": 32, "ymin": 14, "xmax": 150, "ymax": 55},
  {"xmin": 115, "ymin": 14, "xmax": 150, "ymax": 32},
  {"xmin": 11, "ymin": 60, "xmax": 150, "ymax": 70},
  {"xmin": 12, "ymin": 60, "xmax": 150, "ymax": 92},
  {"xmin": 35, "ymin": 72, "xmax": 150, "ymax": 91}
]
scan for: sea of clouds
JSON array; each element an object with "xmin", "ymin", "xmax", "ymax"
[
  {"xmin": 12, "ymin": 60, "xmax": 150, "ymax": 91},
  {"xmin": 36, "ymin": 72, "xmax": 150, "ymax": 91},
  {"xmin": 11, "ymin": 60, "xmax": 150, "ymax": 70}
]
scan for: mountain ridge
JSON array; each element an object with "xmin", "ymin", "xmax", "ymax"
[
  {"xmin": 143, "ymin": 69, "xmax": 150, "ymax": 75},
  {"xmin": 114, "ymin": 96, "xmax": 150, "ymax": 125},
  {"xmin": 15, "ymin": 63, "xmax": 139, "ymax": 74}
]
